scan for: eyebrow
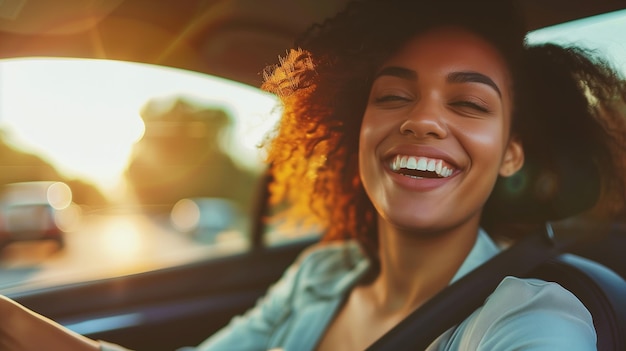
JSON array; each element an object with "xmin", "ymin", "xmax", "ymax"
[
  {"xmin": 374, "ymin": 66, "xmax": 502, "ymax": 97},
  {"xmin": 447, "ymin": 71, "xmax": 501, "ymax": 97},
  {"xmin": 374, "ymin": 66, "xmax": 417, "ymax": 81}
]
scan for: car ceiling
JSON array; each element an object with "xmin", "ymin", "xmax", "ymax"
[{"xmin": 0, "ymin": 0, "xmax": 624, "ymax": 88}]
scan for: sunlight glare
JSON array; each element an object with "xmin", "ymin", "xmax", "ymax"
[
  {"xmin": 99, "ymin": 216, "xmax": 144, "ymax": 266},
  {"xmin": 46, "ymin": 182, "xmax": 73, "ymax": 210},
  {"xmin": 0, "ymin": 58, "xmax": 280, "ymax": 195}
]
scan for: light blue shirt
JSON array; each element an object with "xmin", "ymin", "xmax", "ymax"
[{"xmin": 100, "ymin": 230, "xmax": 597, "ymax": 350}]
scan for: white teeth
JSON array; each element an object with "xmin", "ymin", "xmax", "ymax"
[
  {"xmin": 391, "ymin": 160, "xmax": 399, "ymax": 171},
  {"xmin": 416, "ymin": 158, "xmax": 427, "ymax": 171},
  {"xmin": 427, "ymin": 159, "xmax": 436, "ymax": 172},
  {"xmin": 390, "ymin": 155, "xmax": 455, "ymax": 178},
  {"xmin": 441, "ymin": 167, "xmax": 453, "ymax": 177},
  {"xmin": 407, "ymin": 157, "xmax": 417, "ymax": 169}
]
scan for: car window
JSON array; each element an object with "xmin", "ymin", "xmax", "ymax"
[
  {"xmin": 526, "ymin": 9, "xmax": 626, "ymax": 74},
  {"xmin": 0, "ymin": 58, "xmax": 284, "ymax": 293},
  {"xmin": 0, "ymin": 8, "xmax": 625, "ymax": 296}
]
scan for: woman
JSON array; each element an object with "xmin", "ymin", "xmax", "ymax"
[{"xmin": 2, "ymin": 0, "xmax": 626, "ymax": 350}]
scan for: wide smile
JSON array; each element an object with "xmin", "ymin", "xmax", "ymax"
[{"xmin": 389, "ymin": 155, "xmax": 456, "ymax": 179}]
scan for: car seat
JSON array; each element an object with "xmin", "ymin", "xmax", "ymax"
[{"xmin": 530, "ymin": 253, "xmax": 626, "ymax": 351}]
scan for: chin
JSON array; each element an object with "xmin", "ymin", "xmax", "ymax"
[
  {"xmin": 386, "ymin": 214, "xmax": 452, "ymax": 235},
  {"xmin": 382, "ymin": 207, "xmax": 480, "ymax": 237}
]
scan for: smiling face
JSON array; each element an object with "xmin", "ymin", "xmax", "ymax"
[{"xmin": 359, "ymin": 26, "xmax": 524, "ymax": 236}]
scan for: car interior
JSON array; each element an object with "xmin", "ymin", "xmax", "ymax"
[{"xmin": 0, "ymin": 1, "xmax": 625, "ymax": 350}]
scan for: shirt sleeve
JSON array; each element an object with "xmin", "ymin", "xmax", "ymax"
[{"xmin": 460, "ymin": 276, "xmax": 597, "ymax": 351}]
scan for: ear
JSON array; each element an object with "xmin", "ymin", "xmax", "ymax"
[{"xmin": 499, "ymin": 136, "xmax": 524, "ymax": 177}]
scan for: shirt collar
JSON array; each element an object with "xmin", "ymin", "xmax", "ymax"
[
  {"xmin": 306, "ymin": 229, "xmax": 502, "ymax": 298},
  {"xmin": 304, "ymin": 241, "xmax": 370, "ymax": 298},
  {"xmin": 449, "ymin": 228, "xmax": 502, "ymax": 284}
]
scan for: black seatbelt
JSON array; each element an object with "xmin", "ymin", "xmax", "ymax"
[{"xmin": 366, "ymin": 222, "xmax": 595, "ymax": 351}]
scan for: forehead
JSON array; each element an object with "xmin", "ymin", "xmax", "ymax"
[{"xmin": 381, "ymin": 26, "xmax": 513, "ymax": 95}]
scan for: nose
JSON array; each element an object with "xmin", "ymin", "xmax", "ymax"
[{"xmin": 399, "ymin": 103, "xmax": 448, "ymax": 139}]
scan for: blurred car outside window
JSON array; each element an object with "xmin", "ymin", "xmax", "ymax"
[{"xmin": 0, "ymin": 181, "xmax": 72, "ymax": 251}]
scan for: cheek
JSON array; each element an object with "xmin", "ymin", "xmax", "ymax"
[
  {"xmin": 456, "ymin": 121, "xmax": 509, "ymax": 173},
  {"xmin": 358, "ymin": 111, "xmax": 389, "ymax": 182},
  {"xmin": 359, "ymin": 108, "xmax": 398, "ymax": 147},
  {"xmin": 358, "ymin": 114, "xmax": 376, "ymax": 173},
  {"xmin": 359, "ymin": 110, "xmax": 379, "ymax": 152}
]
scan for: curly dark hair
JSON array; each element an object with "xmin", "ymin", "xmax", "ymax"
[{"xmin": 261, "ymin": 0, "xmax": 626, "ymax": 259}]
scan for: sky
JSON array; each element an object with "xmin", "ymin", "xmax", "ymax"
[{"xmin": 0, "ymin": 9, "xmax": 624, "ymax": 195}]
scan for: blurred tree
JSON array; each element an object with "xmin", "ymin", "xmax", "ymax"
[
  {"xmin": 0, "ymin": 133, "xmax": 108, "ymax": 207},
  {"xmin": 65, "ymin": 179, "xmax": 109, "ymax": 208},
  {"xmin": 125, "ymin": 97, "xmax": 260, "ymax": 215},
  {"xmin": 0, "ymin": 138, "xmax": 60, "ymax": 184}
]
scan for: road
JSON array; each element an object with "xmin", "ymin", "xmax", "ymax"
[{"xmin": 0, "ymin": 210, "xmax": 247, "ymax": 295}]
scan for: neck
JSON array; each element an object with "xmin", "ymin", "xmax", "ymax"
[{"xmin": 369, "ymin": 219, "xmax": 480, "ymax": 315}]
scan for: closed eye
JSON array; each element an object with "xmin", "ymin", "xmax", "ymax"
[
  {"xmin": 373, "ymin": 95, "xmax": 411, "ymax": 104},
  {"xmin": 450, "ymin": 100, "xmax": 490, "ymax": 114}
]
